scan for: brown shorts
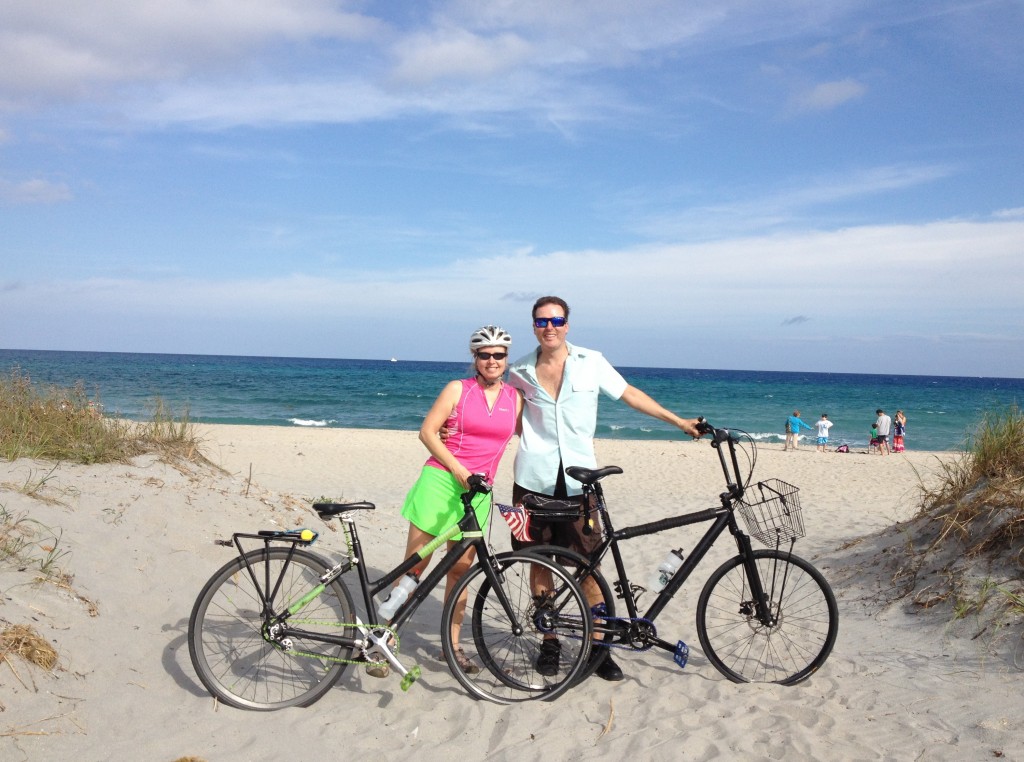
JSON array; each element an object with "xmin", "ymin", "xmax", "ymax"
[{"xmin": 510, "ymin": 482, "xmax": 604, "ymax": 557}]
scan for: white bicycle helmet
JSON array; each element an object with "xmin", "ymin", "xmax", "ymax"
[{"xmin": 469, "ymin": 325, "xmax": 512, "ymax": 354}]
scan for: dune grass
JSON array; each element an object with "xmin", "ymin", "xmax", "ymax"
[
  {"xmin": 0, "ymin": 623, "xmax": 59, "ymax": 672},
  {"xmin": 0, "ymin": 367, "xmax": 206, "ymax": 465},
  {"xmin": 909, "ymin": 406, "xmax": 1024, "ymax": 626},
  {"xmin": 918, "ymin": 405, "xmax": 1024, "ymax": 556}
]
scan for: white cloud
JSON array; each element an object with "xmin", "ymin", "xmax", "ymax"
[
  {"xmin": 630, "ymin": 163, "xmax": 958, "ymax": 240},
  {"xmin": 993, "ymin": 207, "xmax": 1024, "ymax": 220},
  {"xmin": 0, "ymin": 1, "xmax": 899, "ymax": 124},
  {"xmin": 389, "ymin": 29, "xmax": 533, "ymax": 86},
  {"xmin": 5, "ymin": 216, "xmax": 1020, "ymax": 332},
  {"xmin": 0, "ymin": 176, "xmax": 72, "ymax": 204},
  {"xmin": 0, "ymin": 0, "xmax": 382, "ymax": 102},
  {"xmin": 3, "ymin": 217, "xmax": 1021, "ymax": 373},
  {"xmin": 789, "ymin": 78, "xmax": 867, "ymax": 113}
]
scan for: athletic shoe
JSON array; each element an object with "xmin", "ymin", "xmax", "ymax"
[
  {"xmin": 535, "ymin": 638, "xmax": 561, "ymax": 676},
  {"xmin": 594, "ymin": 653, "xmax": 624, "ymax": 681}
]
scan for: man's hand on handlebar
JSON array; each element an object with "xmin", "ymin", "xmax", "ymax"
[{"xmin": 679, "ymin": 417, "xmax": 704, "ymax": 438}]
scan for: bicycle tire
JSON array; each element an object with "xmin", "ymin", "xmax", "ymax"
[
  {"xmin": 513, "ymin": 546, "xmax": 616, "ymax": 683},
  {"xmin": 188, "ymin": 547, "xmax": 357, "ymax": 710},
  {"xmin": 440, "ymin": 552, "xmax": 592, "ymax": 703},
  {"xmin": 696, "ymin": 549, "xmax": 838, "ymax": 685}
]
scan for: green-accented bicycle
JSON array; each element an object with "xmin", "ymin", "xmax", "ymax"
[{"xmin": 187, "ymin": 475, "xmax": 593, "ymax": 709}]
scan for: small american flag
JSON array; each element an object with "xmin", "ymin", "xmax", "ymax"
[{"xmin": 497, "ymin": 503, "xmax": 532, "ymax": 542}]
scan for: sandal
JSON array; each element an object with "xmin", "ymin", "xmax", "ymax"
[
  {"xmin": 439, "ymin": 647, "xmax": 480, "ymax": 675},
  {"xmin": 365, "ymin": 661, "xmax": 390, "ymax": 679},
  {"xmin": 366, "ymin": 632, "xmax": 395, "ymax": 678}
]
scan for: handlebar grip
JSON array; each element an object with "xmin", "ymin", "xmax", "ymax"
[{"xmin": 467, "ymin": 473, "xmax": 492, "ymax": 494}]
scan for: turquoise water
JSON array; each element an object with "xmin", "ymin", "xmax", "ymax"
[{"xmin": 3, "ymin": 349, "xmax": 1023, "ymax": 452}]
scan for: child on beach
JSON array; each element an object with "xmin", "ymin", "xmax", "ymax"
[
  {"xmin": 815, "ymin": 413, "xmax": 833, "ymax": 452},
  {"xmin": 869, "ymin": 423, "xmax": 881, "ymax": 454}
]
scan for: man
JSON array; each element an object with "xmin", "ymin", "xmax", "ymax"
[
  {"xmin": 507, "ymin": 296, "xmax": 701, "ymax": 682},
  {"xmin": 875, "ymin": 409, "xmax": 892, "ymax": 455}
]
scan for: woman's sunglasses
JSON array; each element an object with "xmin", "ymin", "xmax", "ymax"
[
  {"xmin": 533, "ymin": 317, "xmax": 567, "ymax": 328},
  {"xmin": 475, "ymin": 351, "xmax": 508, "ymax": 360}
]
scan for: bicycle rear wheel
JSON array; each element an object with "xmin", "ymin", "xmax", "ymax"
[
  {"xmin": 188, "ymin": 547, "xmax": 356, "ymax": 710},
  {"xmin": 696, "ymin": 549, "xmax": 838, "ymax": 685},
  {"xmin": 441, "ymin": 552, "xmax": 592, "ymax": 703}
]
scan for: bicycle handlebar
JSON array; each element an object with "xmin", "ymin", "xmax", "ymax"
[
  {"xmin": 466, "ymin": 473, "xmax": 492, "ymax": 495},
  {"xmin": 695, "ymin": 417, "xmax": 741, "ymax": 444},
  {"xmin": 694, "ymin": 417, "xmax": 750, "ymax": 500}
]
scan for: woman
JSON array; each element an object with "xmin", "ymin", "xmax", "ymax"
[
  {"xmin": 893, "ymin": 410, "xmax": 907, "ymax": 452},
  {"xmin": 375, "ymin": 325, "xmax": 522, "ymax": 677},
  {"xmin": 785, "ymin": 410, "xmax": 813, "ymax": 450}
]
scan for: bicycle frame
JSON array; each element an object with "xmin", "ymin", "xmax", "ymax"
[
  {"xmin": 235, "ymin": 479, "xmax": 524, "ymax": 678},
  {"xmin": 572, "ymin": 427, "xmax": 778, "ymax": 654}
]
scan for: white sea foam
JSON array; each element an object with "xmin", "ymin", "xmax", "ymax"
[{"xmin": 289, "ymin": 418, "xmax": 335, "ymax": 427}]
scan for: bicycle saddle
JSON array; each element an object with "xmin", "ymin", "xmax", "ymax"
[
  {"xmin": 564, "ymin": 465, "xmax": 623, "ymax": 485},
  {"xmin": 313, "ymin": 501, "xmax": 376, "ymax": 517}
]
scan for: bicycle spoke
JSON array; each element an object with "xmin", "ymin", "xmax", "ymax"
[
  {"xmin": 189, "ymin": 548, "xmax": 356, "ymax": 710},
  {"xmin": 441, "ymin": 553, "xmax": 592, "ymax": 704},
  {"xmin": 697, "ymin": 550, "xmax": 838, "ymax": 684}
]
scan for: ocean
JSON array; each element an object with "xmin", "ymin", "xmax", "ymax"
[{"xmin": 3, "ymin": 349, "xmax": 1023, "ymax": 452}]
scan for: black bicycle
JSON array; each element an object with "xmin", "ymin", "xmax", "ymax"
[
  {"xmin": 187, "ymin": 475, "xmax": 593, "ymax": 709},
  {"xmin": 522, "ymin": 419, "xmax": 838, "ymax": 686}
]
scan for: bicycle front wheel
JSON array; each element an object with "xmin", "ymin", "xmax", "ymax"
[
  {"xmin": 441, "ymin": 552, "xmax": 592, "ymax": 704},
  {"xmin": 696, "ymin": 549, "xmax": 838, "ymax": 685},
  {"xmin": 188, "ymin": 547, "xmax": 357, "ymax": 710}
]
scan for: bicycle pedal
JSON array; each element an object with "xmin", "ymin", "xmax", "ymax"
[
  {"xmin": 400, "ymin": 664, "xmax": 422, "ymax": 692},
  {"xmin": 674, "ymin": 640, "xmax": 689, "ymax": 669}
]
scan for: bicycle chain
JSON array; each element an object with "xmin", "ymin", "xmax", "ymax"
[
  {"xmin": 556, "ymin": 613, "xmax": 658, "ymax": 652},
  {"xmin": 596, "ymin": 615, "xmax": 657, "ymax": 652}
]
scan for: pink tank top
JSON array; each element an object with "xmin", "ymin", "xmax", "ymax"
[{"xmin": 426, "ymin": 378, "xmax": 518, "ymax": 481}]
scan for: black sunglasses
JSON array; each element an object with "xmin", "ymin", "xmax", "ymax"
[
  {"xmin": 475, "ymin": 351, "xmax": 508, "ymax": 360},
  {"xmin": 533, "ymin": 316, "xmax": 567, "ymax": 328}
]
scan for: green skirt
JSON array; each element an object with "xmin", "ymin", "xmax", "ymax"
[{"xmin": 401, "ymin": 466, "xmax": 491, "ymax": 539}]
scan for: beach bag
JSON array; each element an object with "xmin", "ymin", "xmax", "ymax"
[
  {"xmin": 785, "ymin": 420, "xmax": 792, "ymax": 434},
  {"xmin": 835, "ymin": 444, "xmax": 849, "ymax": 453},
  {"xmin": 498, "ymin": 496, "xmax": 582, "ymax": 543}
]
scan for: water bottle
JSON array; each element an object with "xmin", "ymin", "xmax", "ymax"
[
  {"xmin": 377, "ymin": 573, "xmax": 418, "ymax": 620},
  {"xmin": 647, "ymin": 549, "xmax": 685, "ymax": 594}
]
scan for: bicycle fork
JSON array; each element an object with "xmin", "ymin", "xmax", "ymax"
[{"xmin": 737, "ymin": 537, "xmax": 789, "ymax": 627}]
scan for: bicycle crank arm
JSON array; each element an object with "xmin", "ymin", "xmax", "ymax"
[{"xmin": 363, "ymin": 622, "xmax": 420, "ymax": 685}]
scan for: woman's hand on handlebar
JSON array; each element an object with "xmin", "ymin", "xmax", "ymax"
[
  {"xmin": 451, "ymin": 462, "xmax": 473, "ymax": 489},
  {"xmin": 466, "ymin": 473, "xmax": 492, "ymax": 495}
]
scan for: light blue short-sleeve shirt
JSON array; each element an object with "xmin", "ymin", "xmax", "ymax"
[{"xmin": 508, "ymin": 342, "xmax": 628, "ymax": 496}]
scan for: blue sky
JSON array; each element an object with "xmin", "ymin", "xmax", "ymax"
[{"xmin": 1, "ymin": 1, "xmax": 1022, "ymax": 377}]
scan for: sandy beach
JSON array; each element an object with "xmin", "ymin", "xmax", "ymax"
[{"xmin": 2, "ymin": 424, "xmax": 1022, "ymax": 761}]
